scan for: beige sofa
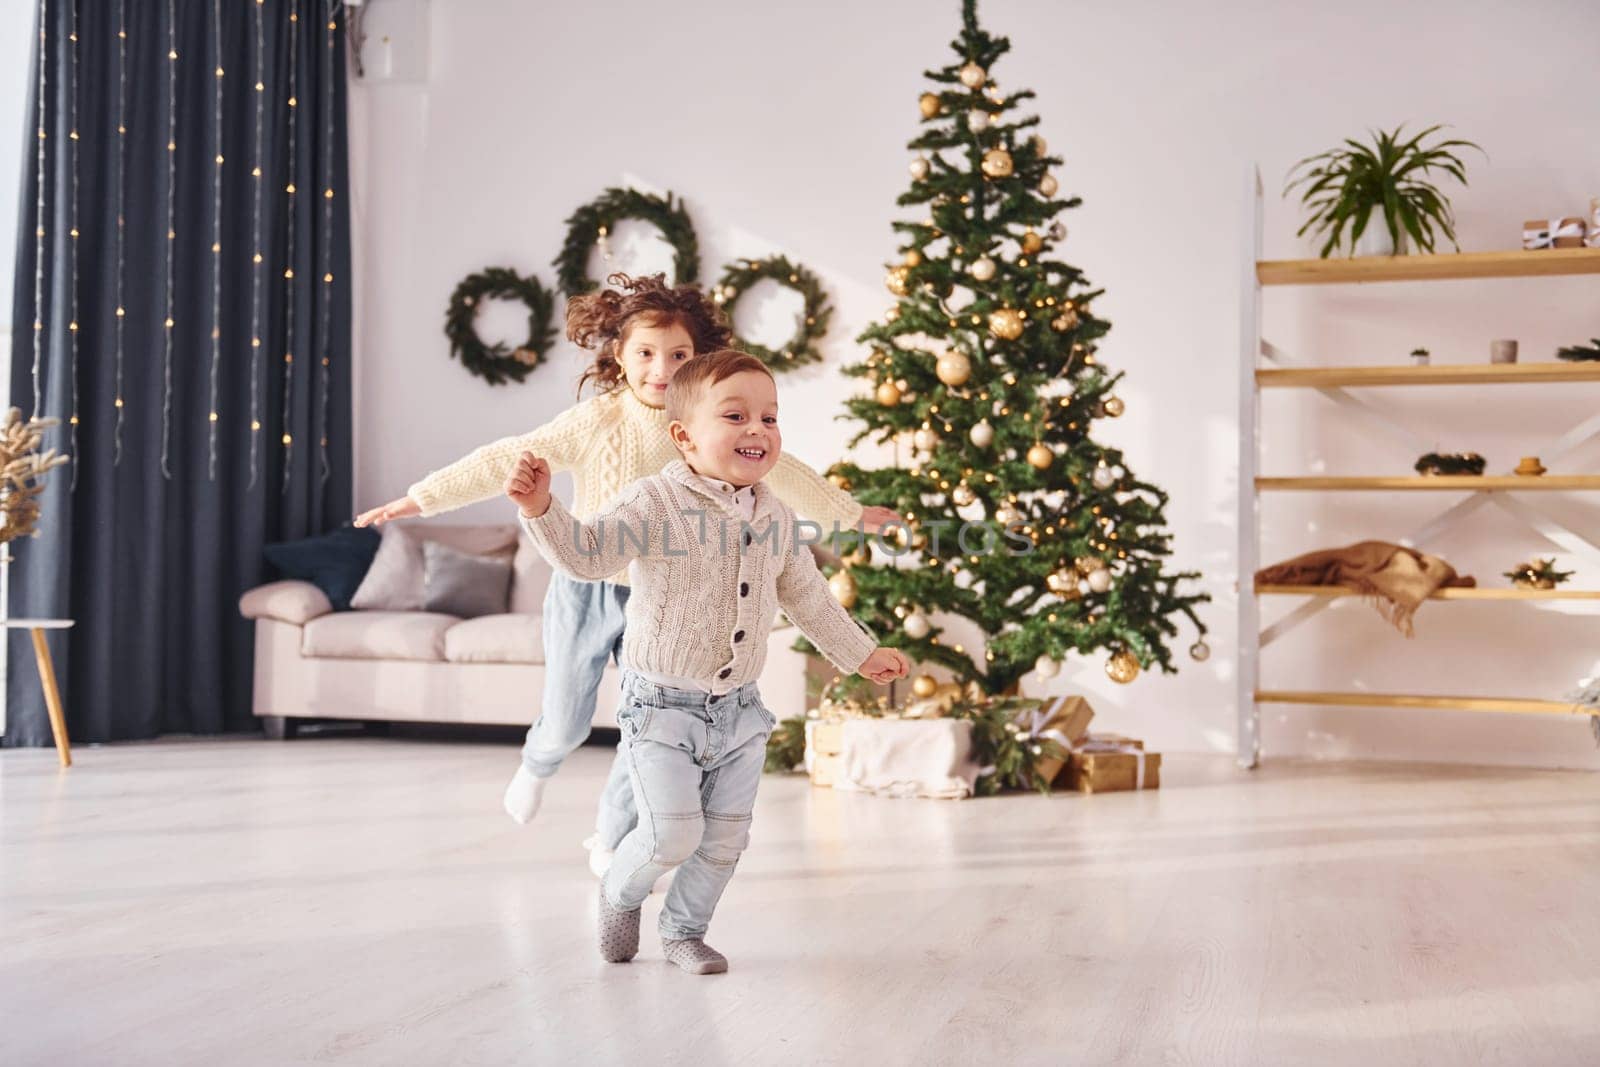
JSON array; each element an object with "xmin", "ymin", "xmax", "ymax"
[{"xmin": 238, "ymin": 523, "xmax": 811, "ymax": 739}]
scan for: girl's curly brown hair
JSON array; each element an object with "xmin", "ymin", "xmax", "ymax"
[{"xmin": 568, "ymin": 273, "xmax": 733, "ymax": 396}]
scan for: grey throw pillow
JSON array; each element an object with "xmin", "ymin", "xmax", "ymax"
[{"xmin": 422, "ymin": 541, "xmax": 513, "ymax": 619}]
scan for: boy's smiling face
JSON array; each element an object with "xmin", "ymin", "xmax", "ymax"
[{"xmin": 669, "ymin": 370, "xmax": 782, "ymax": 487}]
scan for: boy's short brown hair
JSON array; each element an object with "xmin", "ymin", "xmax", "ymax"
[{"xmin": 665, "ymin": 349, "xmax": 774, "ymax": 424}]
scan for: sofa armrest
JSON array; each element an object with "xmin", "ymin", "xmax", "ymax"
[{"xmin": 239, "ymin": 580, "xmax": 334, "ymax": 625}]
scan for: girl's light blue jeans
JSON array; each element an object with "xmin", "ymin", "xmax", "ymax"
[{"xmin": 520, "ymin": 573, "xmax": 636, "ymax": 846}]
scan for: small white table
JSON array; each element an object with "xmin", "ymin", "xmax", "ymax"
[{"xmin": 5, "ymin": 619, "xmax": 75, "ymax": 767}]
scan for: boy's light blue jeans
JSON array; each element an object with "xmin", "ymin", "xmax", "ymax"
[
  {"xmin": 604, "ymin": 671, "xmax": 775, "ymax": 941},
  {"xmin": 520, "ymin": 574, "xmax": 637, "ymax": 844}
]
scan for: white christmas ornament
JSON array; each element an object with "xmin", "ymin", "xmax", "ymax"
[
  {"xmin": 958, "ymin": 62, "xmax": 986, "ymax": 88},
  {"xmin": 1088, "ymin": 569, "xmax": 1113, "ymax": 594},
  {"xmin": 969, "ymin": 420, "xmax": 994, "ymax": 447},
  {"xmin": 1034, "ymin": 655, "xmax": 1060, "ymax": 679},
  {"xmin": 909, "ymin": 156, "xmax": 930, "ymax": 181},
  {"xmin": 913, "ymin": 427, "xmax": 940, "ymax": 452},
  {"xmin": 970, "ymin": 256, "xmax": 996, "ymax": 282},
  {"xmin": 904, "ymin": 612, "xmax": 931, "ymax": 640},
  {"xmin": 1092, "ymin": 465, "xmax": 1116, "ymax": 490},
  {"xmin": 1038, "ymin": 174, "xmax": 1059, "ymax": 198},
  {"xmin": 967, "ymin": 110, "xmax": 990, "ymax": 133}
]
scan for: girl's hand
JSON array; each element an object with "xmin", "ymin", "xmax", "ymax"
[
  {"xmin": 858, "ymin": 647, "xmax": 910, "ymax": 685},
  {"xmin": 355, "ymin": 495, "xmax": 421, "ymax": 528},
  {"xmin": 505, "ymin": 452, "xmax": 552, "ymax": 518},
  {"xmin": 858, "ymin": 505, "xmax": 904, "ymax": 534}
]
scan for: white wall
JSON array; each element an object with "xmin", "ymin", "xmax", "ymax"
[{"xmin": 349, "ymin": 0, "xmax": 1600, "ymax": 770}]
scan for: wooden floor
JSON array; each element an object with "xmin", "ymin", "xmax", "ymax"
[{"xmin": 3, "ymin": 735, "xmax": 1598, "ymax": 1066}]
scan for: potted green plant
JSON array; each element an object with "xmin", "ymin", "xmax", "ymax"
[{"xmin": 1284, "ymin": 124, "xmax": 1483, "ymax": 258}]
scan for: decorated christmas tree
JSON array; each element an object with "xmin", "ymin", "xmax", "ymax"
[{"xmin": 823, "ymin": 0, "xmax": 1209, "ymax": 697}]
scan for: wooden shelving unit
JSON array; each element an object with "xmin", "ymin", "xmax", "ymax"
[
  {"xmin": 1258, "ymin": 363, "xmax": 1600, "ymax": 389},
  {"xmin": 1236, "ymin": 169, "xmax": 1600, "ymax": 768},
  {"xmin": 1257, "ymin": 246, "xmax": 1600, "ymax": 285},
  {"xmin": 1257, "ymin": 475, "xmax": 1600, "ymax": 492},
  {"xmin": 1256, "ymin": 691, "xmax": 1573, "ymax": 716},
  {"xmin": 1256, "ymin": 584, "xmax": 1600, "ymax": 601}
]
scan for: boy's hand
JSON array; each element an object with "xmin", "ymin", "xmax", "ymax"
[
  {"xmin": 858, "ymin": 505, "xmax": 904, "ymax": 534},
  {"xmin": 858, "ymin": 647, "xmax": 910, "ymax": 685},
  {"xmin": 505, "ymin": 452, "xmax": 552, "ymax": 518}
]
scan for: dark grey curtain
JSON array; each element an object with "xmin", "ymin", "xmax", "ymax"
[{"xmin": 6, "ymin": 0, "xmax": 353, "ymax": 744}]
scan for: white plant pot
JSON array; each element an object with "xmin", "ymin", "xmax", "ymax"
[{"xmin": 1351, "ymin": 211, "xmax": 1408, "ymax": 257}]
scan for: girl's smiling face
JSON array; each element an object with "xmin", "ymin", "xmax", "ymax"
[{"xmin": 619, "ymin": 319, "xmax": 695, "ymax": 407}]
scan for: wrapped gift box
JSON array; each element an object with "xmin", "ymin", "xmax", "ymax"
[
  {"xmin": 835, "ymin": 718, "xmax": 978, "ymax": 799},
  {"xmin": 1020, "ymin": 694, "xmax": 1096, "ymax": 786},
  {"xmin": 1067, "ymin": 733, "xmax": 1161, "ymax": 794},
  {"xmin": 809, "ymin": 754, "xmax": 843, "ymax": 788},
  {"xmin": 804, "ymin": 720, "xmax": 847, "ymax": 786}
]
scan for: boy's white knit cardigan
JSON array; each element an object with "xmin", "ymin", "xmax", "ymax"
[{"xmin": 521, "ymin": 460, "xmax": 878, "ymax": 687}]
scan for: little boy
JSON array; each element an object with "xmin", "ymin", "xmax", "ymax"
[{"xmin": 507, "ymin": 349, "xmax": 908, "ymax": 974}]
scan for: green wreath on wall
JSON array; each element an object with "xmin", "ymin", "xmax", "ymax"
[
  {"xmin": 443, "ymin": 267, "xmax": 555, "ymax": 386},
  {"xmin": 554, "ymin": 188, "xmax": 700, "ymax": 298},
  {"xmin": 711, "ymin": 255, "xmax": 833, "ymax": 372}
]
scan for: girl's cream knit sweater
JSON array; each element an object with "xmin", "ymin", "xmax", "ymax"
[
  {"xmin": 406, "ymin": 386, "xmax": 861, "ymax": 528},
  {"xmin": 520, "ymin": 460, "xmax": 878, "ymax": 685}
]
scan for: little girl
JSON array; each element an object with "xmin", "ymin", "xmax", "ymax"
[{"xmin": 355, "ymin": 273, "xmax": 897, "ymax": 870}]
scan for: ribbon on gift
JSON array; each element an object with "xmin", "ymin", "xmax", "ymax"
[
  {"xmin": 1076, "ymin": 736, "xmax": 1151, "ymax": 789},
  {"xmin": 1021, "ymin": 703, "xmax": 1073, "ymax": 749},
  {"xmin": 1522, "ymin": 218, "xmax": 1586, "ymax": 249}
]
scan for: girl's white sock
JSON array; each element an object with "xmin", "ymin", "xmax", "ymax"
[{"xmin": 502, "ymin": 766, "xmax": 548, "ymax": 824}]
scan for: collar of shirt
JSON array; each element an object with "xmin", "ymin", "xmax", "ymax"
[{"xmin": 693, "ymin": 472, "xmax": 757, "ymax": 521}]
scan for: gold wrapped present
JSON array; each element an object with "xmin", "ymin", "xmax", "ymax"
[
  {"xmin": 1067, "ymin": 733, "xmax": 1161, "ymax": 794},
  {"xmin": 810, "ymin": 754, "xmax": 843, "ymax": 788},
  {"xmin": 1020, "ymin": 694, "xmax": 1096, "ymax": 786}
]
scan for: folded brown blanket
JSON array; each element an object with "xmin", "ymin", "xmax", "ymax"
[{"xmin": 1255, "ymin": 540, "xmax": 1475, "ymax": 636}]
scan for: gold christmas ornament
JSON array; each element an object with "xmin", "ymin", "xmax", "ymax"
[
  {"xmin": 1031, "ymin": 134, "xmax": 1048, "ymax": 155},
  {"xmin": 885, "ymin": 307, "xmax": 900, "ymax": 323},
  {"xmin": 1027, "ymin": 443, "xmax": 1054, "ymax": 469},
  {"xmin": 827, "ymin": 472, "xmax": 852, "ymax": 492},
  {"xmin": 904, "ymin": 250, "xmax": 923, "ymax": 269},
  {"xmin": 970, "ymin": 256, "xmax": 997, "ymax": 282},
  {"xmin": 1045, "ymin": 568, "xmax": 1076, "ymax": 594},
  {"xmin": 1020, "ymin": 230, "xmax": 1044, "ymax": 255},
  {"xmin": 1190, "ymin": 641, "xmax": 1211, "ymax": 663},
  {"xmin": 828, "ymin": 569, "xmax": 859, "ymax": 609},
  {"xmin": 1052, "ymin": 309, "xmax": 1080, "ymax": 332},
  {"xmin": 919, "ymin": 92, "xmax": 941, "ymax": 119},
  {"xmin": 958, "ymin": 61, "xmax": 986, "ymax": 88},
  {"xmin": 1106, "ymin": 650, "xmax": 1140, "ymax": 684},
  {"xmin": 911, "ymin": 673, "xmax": 939, "ymax": 698},
  {"xmin": 909, "ymin": 156, "xmax": 930, "ymax": 181},
  {"xmin": 981, "ymin": 148, "xmax": 1014, "ymax": 178},
  {"xmin": 1103, "ymin": 396, "xmax": 1126, "ymax": 417},
  {"xmin": 969, "ymin": 420, "xmax": 995, "ymax": 447},
  {"xmin": 1075, "ymin": 555, "xmax": 1105, "ymax": 575},
  {"xmin": 936, "ymin": 350, "xmax": 972, "ymax": 386},
  {"xmin": 988, "ymin": 308, "xmax": 1025, "ymax": 341},
  {"xmin": 1038, "ymin": 174, "xmax": 1059, "ymax": 198},
  {"xmin": 952, "ymin": 483, "xmax": 975, "ymax": 506},
  {"xmin": 885, "ymin": 266, "xmax": 911, "ymax": 296},
  {"xmin": 995, "ymin": 502, "xmax": 1022, "ymax": 526},
  {"xmin": 875, "ymin": 381, "xmax": 903, "ymax": 407}
]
